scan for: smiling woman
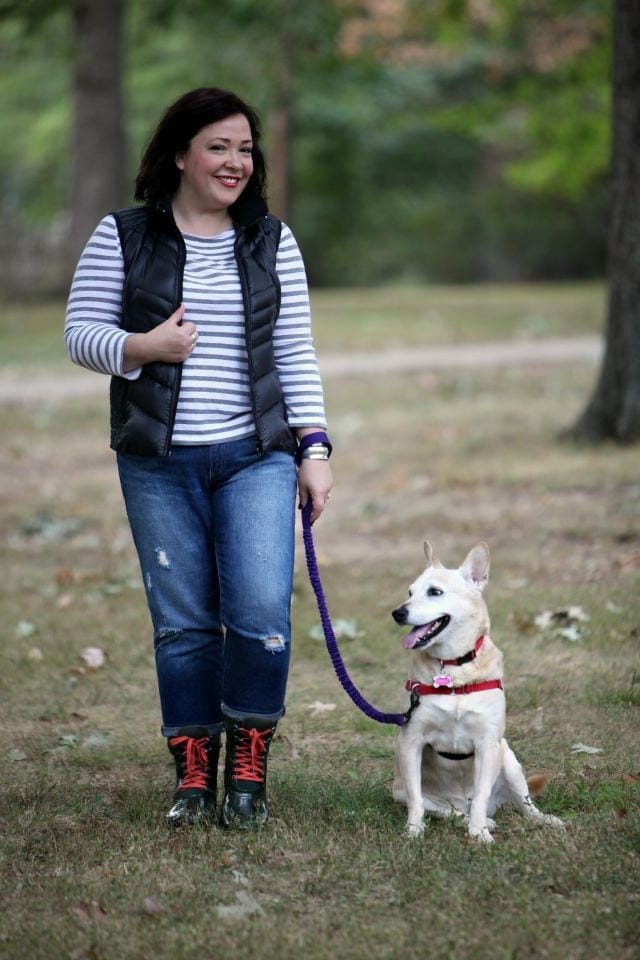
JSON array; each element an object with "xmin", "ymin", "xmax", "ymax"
[
  {"xmin": 172, "ymin": 114, "xmax": 255, "ymax": 237},
  {"xmin": 63, "ymin": 86, "xmax": 333, "ymax": 832}
]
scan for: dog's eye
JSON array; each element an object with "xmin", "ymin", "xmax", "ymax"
[{"xmin": 427, "ymin": 587, "xmax": 443, "ymax": 597}]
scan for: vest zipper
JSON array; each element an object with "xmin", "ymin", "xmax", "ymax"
[{"xmin": 162, "ymin": 227, "xmax": 187, "ymax": 457}]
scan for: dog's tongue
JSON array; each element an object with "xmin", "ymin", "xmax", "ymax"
[{"xmin": 403, "ymin": 626, "xmax": 427, "ymax": 649}]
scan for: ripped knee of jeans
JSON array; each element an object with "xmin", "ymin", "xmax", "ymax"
[
  {"xmin": 154, "ymin": 626, "xmax": 182, "ymax": 649},
  {"xmin": 263, "ymin": 634, "xmax": 287, "ymax": 654}
]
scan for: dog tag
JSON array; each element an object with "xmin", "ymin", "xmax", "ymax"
[{"xmin": 433, "ymin": 673, "xmax": 453, "ymax": 688}]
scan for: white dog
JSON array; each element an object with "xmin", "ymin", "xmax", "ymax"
[{"xmin": 391, "ymin": 541, "xmax": 563, "ymax": 843}]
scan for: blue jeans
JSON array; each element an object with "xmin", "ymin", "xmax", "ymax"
[{"xmin": 117, "ymin": 437, "xmax": 297, "ymax": 737}]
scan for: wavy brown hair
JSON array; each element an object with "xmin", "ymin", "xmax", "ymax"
[{"xmin": 134, "ymin": 87, "xmax": 267, "ymax": 206}]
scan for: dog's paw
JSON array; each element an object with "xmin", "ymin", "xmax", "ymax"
[
  {"xmin": 543, "ymin": 814, "xmax": 565, "ymax": 829},
  {"xmin": 468, "ymin": 825, "xmax": 495, "ymax": 844},
  {"xmin": 406, "ymin": 819, "xmax": 425, "ymax": 838}
]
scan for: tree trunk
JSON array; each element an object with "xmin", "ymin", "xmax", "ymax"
[
  {"xmin": 267, "ymin": 95, "xmax": 294, "ymax": 223},
  {"xmin": 266, "ymin": 56, "xmax": 294, "ymax": 224},
  {"xmin": 571, "ymin": 0, "xmax": 640, "ymax": 443},
  {"xmin": 67, "ymin": 0, "xmax": 126, "ymax": 276}
]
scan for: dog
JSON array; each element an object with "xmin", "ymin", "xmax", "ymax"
[{"xmin": 391, "ymin": 541, "xmax": 563, "ymax": 843}]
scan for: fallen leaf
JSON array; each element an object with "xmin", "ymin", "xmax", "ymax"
[
  {"xmin": 621, "ymin": 772, "xmax": 640, "ymax": 783},
  {"xmin": 83, "ymin": 732, "xmax": 111, "ymax": 749},
  {"xmin": 8, "ymin": 749, "xmax": 28, "ymax": 762},
  {"xmin": 58, "ymin": 734, "xmax": 80, "ymax": 748},
  {"xmin": 142, "ymin": 897, "xmax": 163, "ymax": 918},
  {"xmin": 70, "ymin": 900, "xmax": 108, "ymax": 924},
  {"xmin": 231, "ymin": 870, "xmax": 250, "ymax": 887},
  {"xmin": 27, "ymin": 647, "xmax": 44, "ymax": 661},
  {"xmin": 309, "ymin": 618, "xmax": 361, "ymax": 641},
  {"xmin": 307, "ymin": 701, "xmax": 337, "ymax": 716},
  {"xmin": 15, "ymin": 620, "xmax": 36, "ymax": 639},
  {"xmin": 571, "ymin": 742, "xmax": 603, "ymax": 755},
  {"xmin": 80, "ymin": 646, "xmax": 107, "ymax": 670},
  {"xmin": 557, "ymin": 626, "xmax": 583, "ymax": 643},
  {"xmin": 535, "ymin": 606, "xmax": 589, "ymax": 632},
  {"xmin": 215, "ymin": 890, "xmax": 264, "ymax": 920}
]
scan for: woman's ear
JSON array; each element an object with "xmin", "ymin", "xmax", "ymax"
[{"xmin": 175, "ymin": 152, "xmax": 185, "ymax": 171}]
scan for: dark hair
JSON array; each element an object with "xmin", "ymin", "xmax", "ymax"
[{"xmin": 134, "ymin": 87, "xmax": 267, "ymax": 205}]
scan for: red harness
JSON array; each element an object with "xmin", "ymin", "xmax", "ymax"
[{"xmin": 405, "ymin": 678, "xmax": 503, "ymax": 697}]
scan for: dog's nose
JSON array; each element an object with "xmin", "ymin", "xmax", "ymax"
[{"xmin": 392, "ymin": 606, "xmax": 408, "ymax": 625}]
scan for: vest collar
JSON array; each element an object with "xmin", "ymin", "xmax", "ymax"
[{"xmin": 152, "ymin": 187, "xmax": 270, "ymax": 233}]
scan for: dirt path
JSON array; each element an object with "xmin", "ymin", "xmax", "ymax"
[{"xmin": 0, "ymin": 335, "xmax": 602, "ymax": 405}]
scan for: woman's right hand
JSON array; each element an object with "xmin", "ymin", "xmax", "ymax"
[{"xmin": 123, "ymin": 304, "xmax": 198, "ymax": 371}]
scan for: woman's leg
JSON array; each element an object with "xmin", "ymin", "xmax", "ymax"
[
  {"xmin": 210, "ymin": 438, "xmax": 297, "ymax": 828},
  {"xmin": 210, "ymin": 440, "xmax": 297, "ymax": 722},
  {"xmin": 117, "ymin": 447, "xmax": 224, "ymax": 737}
]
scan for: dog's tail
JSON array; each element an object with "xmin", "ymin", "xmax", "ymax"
[{"xmin": 526, "ymin": 773, "xmax": 549, "ymax": 797}]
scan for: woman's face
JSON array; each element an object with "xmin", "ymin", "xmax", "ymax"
[{"xmin": 175, "ymin": 113, "xmax": 254, "ymax": 212}]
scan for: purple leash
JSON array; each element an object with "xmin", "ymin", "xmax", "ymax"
[{"xmin": 301, "ymin": 501, "xmax": 409, "ymax": 726}]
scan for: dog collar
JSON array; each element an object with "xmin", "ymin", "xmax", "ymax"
[
  {"xmin": 406, "ymin": 678, "xmax": 503, "ymax": 697},
  {"xmin": 438, "ymin": 635, "xmax": 485, "ymax": 667}
]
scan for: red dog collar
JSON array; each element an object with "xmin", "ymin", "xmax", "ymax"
[
  {"xmin": 439, "ymin": 635, "xmax": 485, "ymax": 667},
  {"xmin": 406, "ymin": 678, "xmax": 503, "ymax": 697}
]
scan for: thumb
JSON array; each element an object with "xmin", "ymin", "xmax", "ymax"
[{"xmin": 167, "ymin": 303, "xmax": 186, "ymax": 326}]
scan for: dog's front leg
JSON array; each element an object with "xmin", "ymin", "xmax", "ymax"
[
  {"xmin": 396, "ymin": 728, "xmax": 426, "ymax": 837},
  {"xmin": 468, "ymin": 740, "xmax": 501, "ymax": 843}
]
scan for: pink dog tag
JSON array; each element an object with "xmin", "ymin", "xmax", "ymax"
[{"xmin": 433, "ymin": 674, "xmax": 453, "ymax": 688}]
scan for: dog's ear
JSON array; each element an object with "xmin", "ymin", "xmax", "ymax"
[
  {"xmin": 460, "ymin": 542, "xmax": 490, "ymax": 590},
  {"xmin": 423, "ymin": 542, "xmax": 445, "ymax": 569}
]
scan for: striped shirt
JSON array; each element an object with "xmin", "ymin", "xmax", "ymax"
[{"xmin": 65, "ymin": 214, "xmax": 327, "ymax": 445}]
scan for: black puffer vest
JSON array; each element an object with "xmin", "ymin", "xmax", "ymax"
[{"xmin": 110, "ymin": 194, "xmax": 296, "ymax": 457}]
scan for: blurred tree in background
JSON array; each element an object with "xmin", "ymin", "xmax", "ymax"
[
  {"xmin": 0, "ymin": 0, "xmax": 611, "ymax": 291},
  {"xmin": 572, "ymin": 0, "xmax": 640, "ymax": 443}
]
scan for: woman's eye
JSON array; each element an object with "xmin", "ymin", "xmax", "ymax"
[{"xmin": 427, "ymin": 587, "xmax": 443, "ymax": 597}]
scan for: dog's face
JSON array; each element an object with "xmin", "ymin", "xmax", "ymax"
[{"xmin": 392, "ymin": 541, "xmax": 491, "ymax": 657}]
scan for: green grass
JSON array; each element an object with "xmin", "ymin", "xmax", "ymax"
[
  {"xmin": 1, "ymin": 286, "xmax": 639, "ymax": 960},
  {"xmin": 1, "ymin": 282, "xmax": 605, "ymax": 373}
]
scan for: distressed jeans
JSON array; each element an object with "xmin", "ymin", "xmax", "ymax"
[{"xmin": 117, "ymin": 437, "xmax": 297, "ymax": 736}]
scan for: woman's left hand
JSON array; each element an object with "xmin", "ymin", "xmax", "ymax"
[{"xmin": 297, "ymin": 460, "xmax": 334, "ymax": 525}]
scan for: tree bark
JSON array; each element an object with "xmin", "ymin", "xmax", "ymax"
[
  {"xmin": 571, "ymin": 0, "xmax": 640, "ymax": 442},
  {"xmin": 67, "ymin": 0, "xmax": 126, "ymax": 277}
]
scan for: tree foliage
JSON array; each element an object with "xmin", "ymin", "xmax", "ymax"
[{"xmin": 0, "ymin": 0, "xmax": 612, "ymax": 287}]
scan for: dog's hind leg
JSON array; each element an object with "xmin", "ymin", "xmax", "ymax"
[{"xmin": 502, "ymin": 743, "xmax": 564, "ymax": 828}]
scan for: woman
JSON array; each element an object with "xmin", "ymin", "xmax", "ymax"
[{"xmin": 65, "ymin": 87, "xmax": 333, "ymax": 829}]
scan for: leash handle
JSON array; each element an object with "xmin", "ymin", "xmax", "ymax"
[{"xmin": 301, "ymin": 501, "xmax": 407, "ymax": 726}]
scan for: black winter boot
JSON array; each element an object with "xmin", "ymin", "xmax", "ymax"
[
  {"xmin": 166, "ymin": 734, "xmax": 220, "ymax": 826},
  {"xmin": 219, "ymin": 718, "xmax": 276, "ymax": 829}
]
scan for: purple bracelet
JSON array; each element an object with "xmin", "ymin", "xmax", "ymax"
[{"xmin": 295, "ymin": 431, "xmax": 332, "ymax": 466}]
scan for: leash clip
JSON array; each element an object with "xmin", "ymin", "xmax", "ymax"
[{"xmin": 403, "ymin": 689, "xmax": 421, "ymax": 724}]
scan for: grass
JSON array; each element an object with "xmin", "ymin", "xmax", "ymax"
[
  {"xmin": 1, "ymin": 285, "xmax": 639, "ymax": 960},
  {"xmin": 1, "ymin": 281, "xmax": 605, "ymax": 373}
]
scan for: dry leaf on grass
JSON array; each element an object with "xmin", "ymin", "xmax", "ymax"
[
  {"xmin": 571, "ymin": 742, "xmax": 603, "ymax": 755},
  {"xmin": 80, "ymin": 646, "xmax": 107, "ymax": 670},
  {"xmin": 307, "ymin": 701, "xmax": 337, "ymax": 716},
  {"xmin": 215, "ymin": 890, "xmax": 264, "ymax": 920},
  {"xmin": 70, "ymin": 900, "xmax": 108, "ymax": 924},
  {"xmin": 142, "ymin": 897, "xmax": 163, "ymax": 918}
]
